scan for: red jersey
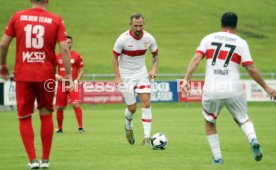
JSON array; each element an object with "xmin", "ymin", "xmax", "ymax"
[
  {"xmin": 56, "ymin": 50, "xmax": 84, "ymax": 80},
  {"xmin": 5, "ymin": 8, "xmax": 67, "ymax": 82}
]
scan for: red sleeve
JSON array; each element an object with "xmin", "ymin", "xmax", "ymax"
[
  {"xmin": 5, "ymin": 14, "xmax": 17, "ymax": 37},
  {"xmin": 57, "ymin": 18, "xmax": 67, "ymax": 42}
]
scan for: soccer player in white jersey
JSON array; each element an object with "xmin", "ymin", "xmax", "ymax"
[
  {"xmin": 112, "ymin": 13, "xmax": 159, "ymax": 146},
  {"xmin": 181, "ymin": 12, "xmax": 276, "ymax": 164}
]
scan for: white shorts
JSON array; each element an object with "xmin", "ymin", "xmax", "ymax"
[
  {"xmin": 119, "ymin": 72, "xmax": 151, "ymax": 105},
  {"xmin": 202, "ymin": 94, "xmax": 248, "ymax": 124}
]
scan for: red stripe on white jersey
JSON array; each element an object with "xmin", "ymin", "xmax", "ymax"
[
  {"xmin": 142, "ymin": 119, "xmax": 152, "ymax": 122},
  {"xmin": 206, "ymin": 49, "xmax": 215, "ymax": 59},
  {"xmin": 134, "ymin": 85, "xmax": 150, "ymax": 89},
  {"xmin": 122, "ymin": 49, "xmax": 147, "ymax": 56},
  {"xmin": 205, "ymin": 49, "xmax": 241, "ymax": 64}
]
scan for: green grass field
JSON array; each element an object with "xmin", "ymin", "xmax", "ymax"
[
  {"xmin": 1, "ymin": 1, "xmax": 276, "ymax": 170},
  {"xmin": 0, "ymin": 103, "xmax": 275, "ymax": 170}
]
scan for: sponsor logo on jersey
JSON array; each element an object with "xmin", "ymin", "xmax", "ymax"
[{"xmin": 22, "ymin": 51, "xmax": 46, "ymax": 63}]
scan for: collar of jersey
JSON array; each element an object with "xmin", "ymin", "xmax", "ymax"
[{"xmin": 129, "ymin": 30, "xmax": 144, "ymax": 40}]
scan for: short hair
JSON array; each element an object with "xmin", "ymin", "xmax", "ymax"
[
  {"xmin": 130, "ymin": 13, "xmax": 144, "ymax": 22},
  {"xmin": 221, "ymin": 12, "xmax": 238, "ymax": 28},
  {"xmin": 66, "ymin": 35, "xmax": 73, "ymax": 41}
]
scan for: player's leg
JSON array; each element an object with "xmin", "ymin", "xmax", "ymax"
[
  {"xmin": 70, "ymin": 89, "xmax": 84, "ymax": 132},
  {"xmin": 202, "ymin": 96, "xmax": 224, "ymax": 164},
  {"xmin": 226, "ymin": 95, "xmax": 262, "ymax": 161},
  {"xmin": 119, "ymin": 80, "xmax": 136, "ymax": 144},
  {"xmin": 138, "ymin": 93, "xmax": 152, "ymax": 145},
  {"xmin": 55, "ymin": 85, "xmax": 67, "ymax": 133},
  {"xmin": 16, "ymin": 82, "xmax": 39, "ymax": 168},
  {"xmin": 136, "ymin": 76, "xmax": 152, "ymax": 145},
  {"xmin": 36, "ymin": 82, "xmax": 55, "ymax": 168}
]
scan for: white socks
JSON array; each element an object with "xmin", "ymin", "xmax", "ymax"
[
  {"xmin": 125, "ymin": 108, "xmax": 133, "ymax": 130},
  {"xmin": 241, "ymin": 121, "xmax": 257, "ymax": 143},
  {"xmin": 142, "ymin": 108, "xmax": 152, "ymax": 138},
  {"xmin": 207, "ymin": 134, "xmax": 222, "ymax": 160}
]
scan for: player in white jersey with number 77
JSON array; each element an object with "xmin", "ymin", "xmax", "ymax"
[
  {"xmin": 112, "ymin": 13, "xmax": 159, "ymax": 146},
  {"xmin": 181, "ymin": 12, "xmax": 276, "ymax": 164}
]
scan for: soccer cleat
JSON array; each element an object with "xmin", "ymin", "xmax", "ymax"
[
  {"xmin": 78, "ymin": 128, "xmax": 85, "ymax": 133},
  {"xmin": 213, "ymin": 158, "xmax": 224, "ymax": 164},
  {"xmin": 125, "ymin": 126, "xmax": 135, "ymax": 145},
  {"xmin": 40, "ymin": 160, "xmax": 50, "ymax": 169},
  {"xmin": 55, "ymin": 129, "xmax": 63, "ymax": 133},
  {"xmin": 142, "ymin": 137, "xmax": 151, "ymax": 146},
  {"xmin": 250, "ymin": 138, "xmax": 263, "ymax": 161},
  {"xmin": 27, "ymin": 160, "xmax": 40, "ymax": 169}
]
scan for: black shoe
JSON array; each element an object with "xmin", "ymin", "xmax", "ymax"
[
  {"xmin": 79, "ymin": 128, "xmax": 85, "ymax": 133},
  {"xmin": 125, "ymin": 126, "xmax": 135, "ymax": 145},
  {"xmin": 55, "ymin": 129, "xmax": 63, "ymax": 133}
]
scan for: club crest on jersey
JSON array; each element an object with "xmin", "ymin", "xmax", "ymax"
[
  {"xmin": 22, "ymin": 51, "xmax": 46, "ymax": 63},
  {"xmin": 70, "ymin": 59, "xmax": 75, "ymax": 63},
  {"xmin": 143, "ymin": 41, "xmax": 149, "ymax": 48}
]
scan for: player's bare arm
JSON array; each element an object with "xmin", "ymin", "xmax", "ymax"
[
  {"xmin": 76, "ymin": 67, "xmax": 84, "ymax": 82},
  {"xmin": 245, "ymin": 64, "xmax": 276, "ymax": 100},
  {"xmin": 59, "ymin": 41, "xmax": 72, "ymax": 78},
  {"xmin": 149, "ymin": 54, "xmax": 159, "ymax": 79},
  {"xmin": 181, "ymin": 52, "xmax": 203, "ymax": 96},
  {"xmin": 0, "ymin": 34, "xmax": 13, "ymax": 80},
  {"xmin": 112, "ymin": 53, "xmax": 121, "ymax": 85}
]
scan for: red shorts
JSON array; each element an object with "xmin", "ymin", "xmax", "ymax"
[
  {"xmin": 55, "ymin": 84, "xmax": 80, "ymax": 107},
  {"xmin": 16, "ymin": 81, "xmax": 54, "ymax": 118}
]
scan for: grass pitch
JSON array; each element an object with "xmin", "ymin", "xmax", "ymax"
[{"xmin": 0, "ymin": 103, "xmax": 275, "ymax": 170}]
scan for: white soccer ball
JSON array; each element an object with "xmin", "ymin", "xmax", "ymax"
[{"xmin": 151, "ymin": 133, "xmax": 168, "ymax": 150}]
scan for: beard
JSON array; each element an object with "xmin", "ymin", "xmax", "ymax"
[{"xmin": 134, "ymin": 30, "xmax": 142, "ymax": 36}]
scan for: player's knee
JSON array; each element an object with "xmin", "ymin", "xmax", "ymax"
[
  {"xmin": 56, "ymin": 107, "xmax": 65, "ymax": 111},
  {"xmin": 206, "ymin": 120, "xmax": 215, "ymax": 126},
  {"xmin": 127, "ymin": 105, "xmax": 137, "ymax": 113},
  {"xmin": 141, "ymin": 100, "xmax": 151, "ymax": 108},
  {"xmin": 72, "ymin": 102, "xmax": 80, "ymax": 108},
  {"xmin": 39, "ymin": 107, "xmax": 52, "ymax": 115}
]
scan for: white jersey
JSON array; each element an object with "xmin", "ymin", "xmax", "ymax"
[
  {"xmin": 197, "ymin": 31, "xmax": 253, "ymax": 99},
  {"xmin": 113, "ymin": 30, "xmax": 158, "ymax": 77}
]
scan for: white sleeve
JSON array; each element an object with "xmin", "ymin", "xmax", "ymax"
[
  {"xmin": 149, "ymin": 36, "xmax": 158, "ymax": 55},
  {"xmin": 196, "ymin": 36, "xmax": 208, "ymax": 55},
  {"xmin": 241, "ymin": 41, "xmax": 254, "ymax": 66},
  {"xmin": 113, "ymin": 36, "xmax": 123, "ymax": 55}
]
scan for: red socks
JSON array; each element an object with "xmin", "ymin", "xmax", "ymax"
[
  {"xmin": 19, "ymin": 116, "xmax": 36, "ymax": 161},
  {"xmin": 74, "ymin": 106, "xmax": 83, "ymax": 128},
  {"xmin": 40, "ymin": 114, "xmax": 54, "ymax": 160},
  {"xmin": 56, "ymin": 110, "xmax": 64, "ymax": 130}
]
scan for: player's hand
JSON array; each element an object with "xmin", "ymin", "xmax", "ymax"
[
  {"xmin": 55, "ymin": 74, "xmax": 64, "ymax": 81},
  {"xmin": 265, "ymin": 86, "xmax": 276, "ymax": 100},
  {"xmin": 63, "ymin": 74, "xmax": 74, "ymax": 92},
  {"xmin": 149, "ymin": 69, "xmax": 157, "ymax": 79},
  {"xmin": 0, "ymin": 64, "xmax": 9, "ymax": 80},
  {"xmin": 181, "ymin": 79, "xmax": 191, "ymax": 97}
]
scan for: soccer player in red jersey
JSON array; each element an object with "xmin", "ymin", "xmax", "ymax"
[
  {"xmin": 55, "ymin": 35, "xmax": 85, "ymax": 133},
  {"xmin": 0, "ymin": 0, "xmax": 72, "ymax": 169}
]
